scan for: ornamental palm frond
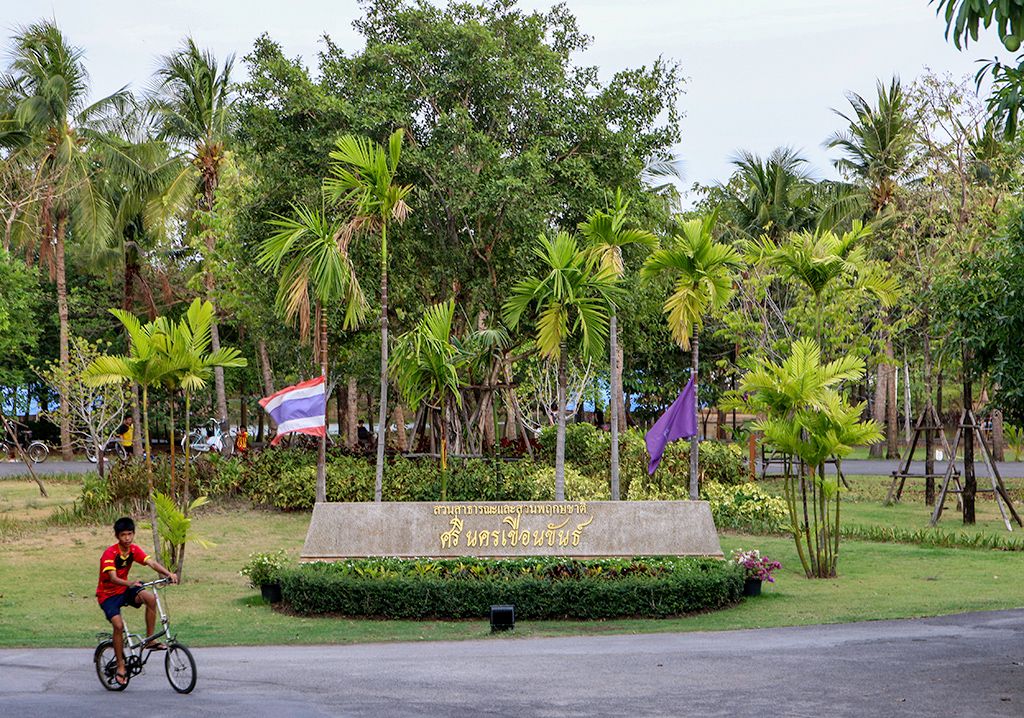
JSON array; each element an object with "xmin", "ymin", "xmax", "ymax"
[{"xmin": 640, "ymin": 213, "xmax": 742, "ymax": 350}]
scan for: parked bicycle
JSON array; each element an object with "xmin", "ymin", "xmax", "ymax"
[
  {"xmin": 94, "ymin": 577, "xmax": 196, "ymax": 693},
  {"xmin": 0, "ymin": 437, "xmax": 49, "ymax": 463},
  {"xmin": 180, "ymin": 419, "xmax": 234, "ymax": 460},
  {"xmin": 85, "ymin": 440, "xmax": 129, "ymax": 464}
]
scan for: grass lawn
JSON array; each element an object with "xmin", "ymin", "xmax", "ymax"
[{"xmin": 0, "ymin": 474, "xmax": 1021, "ymax": 648}]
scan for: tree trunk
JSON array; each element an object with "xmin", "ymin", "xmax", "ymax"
[
  {"xmin": 991, "ymin": 409, "xmax": 1005, "ymax": 462},
  {"xmin": 555, "ymin": 345, "xmax": 567, "ymax": 501},
  {"xmin": 210, "ymin": 319, "xmax": 230, "ymax": 453},
  {"xmin": 131, "ymin": 383, "xmax": 143, "ymax": 458},
  {"xmin": 690, "ymin": 326, "xmax": 699, "ymax": 501},
  {"xmin": 393, "ymin": 404, "xmax": 408, "ymax": 452},
  {"xmin": 869, "ymin": 360, "xmax": 887, "ymax": 458},
  {"xmin": 54, "ymin": 212, "xmax": 73, "ymax": 461},
  {"xmin": 885, "ymin": 339, "xmax": 898, "ymax": 459},
  {"xmin": 316, "ymin": 306, "xmax": 328, "ymax": 504},
  {"xmin": 375, "ymin": 225, "xmax": 389, "ymax": 503},
  {"xmin": 923, "ymin": 324, "xmax": 935, "ymax": 505},
  {"xmin": 257, "ymin": 339, "xmax": 275, "ymax": 395},
  {"xmin": 346, "ymin": 377, "xmax": 358, "ymax": 449},
  {"xmin": 903, "ymin": 353, "xmax": 912, "ymax": 444},
  {"xmin": 962, "ymin": 344, "xmax": 976, "ymax": 525},
  {"xmin": 336, "ymin": 388, "xmax": 345, "ymax": 445},
  {"xmin": 610, "ymin": 310, "xmax": 621, "ymax": 500}
]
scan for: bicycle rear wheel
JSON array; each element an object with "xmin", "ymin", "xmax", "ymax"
[
  {"xmin": 94, "ymin": 640, "xmax": 128, "ymax": 691},
  {"xmin": 27, "ymin": 442, "xmax": 48, "ymax": 463},
  {"xmin": 165, "ymin": 642, "xmax": 196, "ymax": 693}
]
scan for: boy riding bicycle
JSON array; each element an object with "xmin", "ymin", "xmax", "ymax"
[{"xmin": 96, "ymin": 517, "xmax": 177, "ymax": 686}]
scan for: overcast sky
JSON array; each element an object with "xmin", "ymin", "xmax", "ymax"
[{"xmin": 1, "ymin": 0, "xmax": 1012, "ymax": 197}]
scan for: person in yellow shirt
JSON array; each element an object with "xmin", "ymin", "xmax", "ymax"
[{"xmin": 118, "ymin": 417, "xmax": 134, "ymax": 449}]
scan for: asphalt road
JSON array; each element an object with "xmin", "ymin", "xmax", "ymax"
[{"xmin": 1, "ymin": 610, "xmax": 1021, "ymax": 717}]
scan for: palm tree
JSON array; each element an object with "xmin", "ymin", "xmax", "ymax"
[
  {"xmin": 745, "ymin": 221, "xmax": 899, "ymax": 348},
  {"xmin": 640, "ymin": 213, "xmax": 742, "ymax": 500},
  {"xmin": 719, "ymin": 148, "xmax": 817, "ymax": 243},
  {"xmin": 167, "ymin": 299, "xmax": 247, "ymax": 504},
  {"xmin": 149, "ymin": 38, "xmax": 235, "ymax": 437},
  {"xmin": 392, "ymin": 300, "xmax": 466, "ymax": 500},
  {"xmin": 257, "ymin": 203, "xmax": 367, "ymax": 502},
  {"xmin": 826, "ymin": 78, "xmax": 915, "ymax": 216},
  {"xmin": 578, "ymin": 190, "xmax": 657, "ymax": 500},
  {"xmin": 504, "ymin": 232, "xmax": 620, "ymax": 500},
  {"xmin": 739, "ymin": 338, "xmax": 881, "ymax": 578},
  {"xmin": 324, "ymin": 129, "xmax": 412, "ymax": 503},
  {"xmin": 84, "ymin": 310, "xmax": 183, "ymax": 552},
  {"xmin": 1, "ymin": 21, "xmax": 130, "ymax": 459}
]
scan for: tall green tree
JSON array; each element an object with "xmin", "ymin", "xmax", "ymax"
[
  {"xmin": 150, "ymin": 38, "xmax": 236, "ymax": 436},
  {"xmin": 641, "ymin": 214, "xmax": 742, "ymax": 500},
  {"xmin": 504, "ymin": 232, "xmax": 619, "ymax": 500},
  {"xmin": 579, "ymin": 190, "xmax": 657, "ymax": 500},
  {"xmin": 257, "ymin": 203, "xmax": 366, "ymax": 502},
  {"xmin": 1, "ymin": 21, "xmax": 129, "ymax": 458},
  {"xmin": 324, "ymin": 129, "xmax": 411, "ymax": 503}
]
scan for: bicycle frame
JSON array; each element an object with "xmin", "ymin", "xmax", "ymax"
[{"xmin": 111, "ymin": 578, "xmax": 175, "ymax": 670}]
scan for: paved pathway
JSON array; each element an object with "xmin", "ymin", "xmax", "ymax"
[{"xmin": 1, "ymin": 610, "xmax": 1021, "ymax": 717}]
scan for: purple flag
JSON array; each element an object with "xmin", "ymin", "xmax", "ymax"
[{"xmin": 645, "ymin": 377, "xmax": 697, "ymax": 475}]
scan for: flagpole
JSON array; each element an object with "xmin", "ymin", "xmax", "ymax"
[
  {"xmin": 690, "ymin": 326, "xmax": 699, "ymax": 501},
  {"xmin": 317, "ymin": 304, "xmax": 328, "ymax": 504}
]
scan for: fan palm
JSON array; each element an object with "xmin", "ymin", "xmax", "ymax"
[
  {"xmin": 149, "ymin": 38, "xmax": 235, "ymax": 436},
  {"xmin": 324, "ymin": 129, "xmax": 412, "ymax": 502},
  {"xmin": 257, "ymin": 203, "xmax": 367, "ymax": 503},
  {"xmin": 641, "ymin": 213, "xmax": 742, "ymax": 500},
  {"xmin": 739, "ymin": 338, "xmax": 882, "ymax": 578},
  {"xmin": 579, "ymin": 190, "xmax": 657, "ymax": 500},
  {"xmin": 504, "ymin": 232, "xmax": 620, "ymax": 500},
  {"xmin": 1, "ymin": 21, "xmax": 132, "ymax": 458},
  {"xmin": 392, "ymin": 300, "xmax": 467, "ymax": 500}
]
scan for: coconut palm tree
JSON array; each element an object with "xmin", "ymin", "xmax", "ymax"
[
  {"xmin": 324, "ymin": 129, "xmax": 411, "ymax": 503},
  {"xmin": 392, "ymin": 299, "xmax": 466, "ymax": 500},
  {"xmin": 84, "ymin": 310, "xmax": 183, "ymax": 552},
  {"xmin": 719, "ymin": 147, "xmax": 817, "ymax": 243},
  {"xmin": 578, "ymin": 190, "xmax": 657, "ymax": 500},
  {"xmin": 1, "ymin": 21, "xmax": 131, "ymax": 459},
  {"xmin": 739, "ymin": 338, "xmax": 882, "ymax": 578},
  {"xmin": 149, "ymin": 38, "xmax": 235, "ymax": 437},
  {"xmin": 826, "ymin": 78, "xmax": 916, "ymax": 216},
  {"xmin": 257, "ymin": 203, "xmax": 367, "ymax": 502},
  {"xmin": 503, "ymin": 232, "xmax": 620, "ymax": 500},
  {"xmin": 640, "ymin": 213, "xmax": 742, "ymax": 500}
]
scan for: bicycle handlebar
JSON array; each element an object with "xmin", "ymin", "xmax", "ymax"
[{"xmin": 139, "ymin": 577, "xmax": 173, "ymax": 589}]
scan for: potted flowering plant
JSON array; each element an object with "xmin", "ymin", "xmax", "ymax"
[
  {"xmin": 241, "ymin": 550, "xmax": 289, "ymax": 603},
  {"xmin": 732, "ymin": 549, "xmax": 781, "ymax": 597}
]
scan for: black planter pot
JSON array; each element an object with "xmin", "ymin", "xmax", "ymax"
[
  {"xmin": 260, "ymin": 583, "xmax": 282, "ymax": 603},
  {"xmin": 742, "ymin": 578, "xmax": 762, "ymax": 597}
]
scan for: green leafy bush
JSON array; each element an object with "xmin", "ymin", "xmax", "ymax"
[
  {"xmin": 623, "ymin": 433, "xmax": 747, "ymax": 500},
  {"xmin": 700, "ymin": 481, "xmax": 787, "ymax": 533},
  {"xmin": 537, "ymin": 423, "xmax": 610, "ymax": 478},
  {"xmin": 240, "ymin": 550, "xmax": 290, "ymax": 588},
  {"xmin": 527, "ymin": 465, "xmax": 609, "ymax": 501},
  {"xmin": 279, "ymin": 556, "xmax": 743, "ymax": 618}
]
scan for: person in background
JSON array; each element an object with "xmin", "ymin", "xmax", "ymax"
[
  {"xmin": 235, "ymin": 426, "xmax": 249, "ymax": 454},
  {"xmin": 117, "ymin": 416, "xmax": 134, "ymax": 451}
]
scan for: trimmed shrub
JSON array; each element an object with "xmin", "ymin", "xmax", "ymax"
[
  {"xmin": 537, "ymin": 423, "xmax": 610, "ymax": 478},
  {"xmin": 623, "ymin": 433, "xmax": 747, "ymax": 500},
  {"xmin": 279, "ymin": 556, "xmax": 743, "ymax": 619},
  {"xmin": 700, "ymin": 481, "xmax": 787, "ymax": 533},
  {"xmin": 528, "ymin": 465, "xmax": 610, "ymax": 501}
]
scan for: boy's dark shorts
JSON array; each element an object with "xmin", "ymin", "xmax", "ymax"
[{"xmin": 99, "ymin": 586, "xmax": 144, "ymax": 622}]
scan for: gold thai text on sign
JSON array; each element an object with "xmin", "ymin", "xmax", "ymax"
[{"xmin": 435, "ymin": 503, "xmax": 594, "ymax": 550}]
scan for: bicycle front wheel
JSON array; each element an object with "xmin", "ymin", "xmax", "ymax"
[
  {"xmin": 165, "ymin": 642, "xmax": 196, "ymax": 694},
  {"xmin": 27, "ymin": 442, "xmax": 48, "ymax": 463},
  {"xmin": 94, "ymin": 640, "xmax": 128, "ymax": 691}
]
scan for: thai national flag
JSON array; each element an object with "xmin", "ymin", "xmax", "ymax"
[{"xmin": 259, "ymin": 376, "xmax": 327, "ymax": 446}]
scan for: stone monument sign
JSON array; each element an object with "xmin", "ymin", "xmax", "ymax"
[{"xmin": 301, "ymin": 500, "xmax": 722, "ymax": 560}]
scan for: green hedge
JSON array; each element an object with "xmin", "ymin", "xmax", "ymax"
[{"xmin": 278, "ymin": 556, "xmax": 743, "ymax": 619}]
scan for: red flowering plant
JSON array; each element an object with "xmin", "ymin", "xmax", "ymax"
[{"xmin": 731, "ymin": 549, "xmax": 782, "ymax": 583}]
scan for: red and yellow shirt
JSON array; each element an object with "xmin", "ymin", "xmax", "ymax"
[{"xmin": 96, "ymin": 543, "xmax": 149, "ymax": 603}]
